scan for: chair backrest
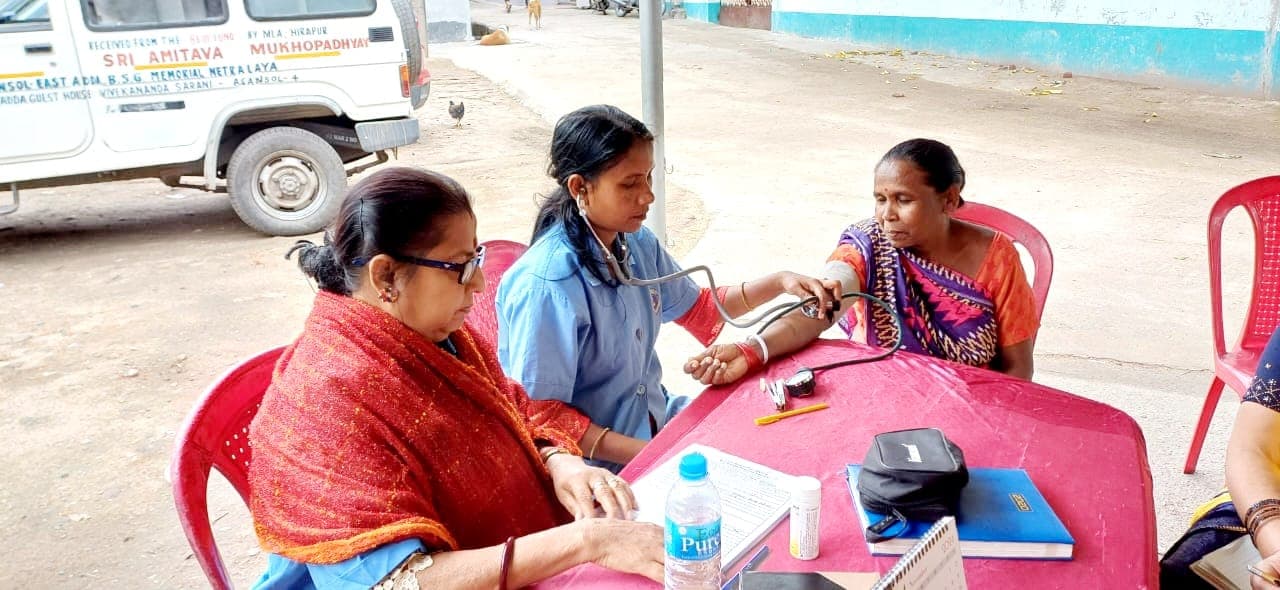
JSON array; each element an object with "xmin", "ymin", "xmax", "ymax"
[
  {"xmin": 951, "ymin": 201, "xmax": 1054, "ymax": 322},
  {"xmin": 470, "ymin": 239, "xmax": 528, "ymax": 346},
  {"xmin": 1208, "ymin": 176, "xmax": 1280, "ymax": 356},
  {"xmin": 169, "ymin": 346, "xmax": 284, "ymax": 590}
]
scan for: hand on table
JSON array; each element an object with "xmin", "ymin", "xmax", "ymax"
[
  {"xmin": 546, "ymin": 454, "xmax": 636, "ymax": 520},
  {"xmin": 581, "ymin": 517, "xmax": 665, "ymax": 583}
]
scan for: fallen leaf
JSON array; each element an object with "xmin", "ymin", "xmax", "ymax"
[
  {"xmin": 892, "ymin": 92, "xmax": 906, "ymax": 98},
  {"xmin": 1143, "ymin": 112, "xmax": 1159, "ymax": 123},
  {"xmin": 1203, "ymin": 152, "xmax": 1242, "ymax": 160}
]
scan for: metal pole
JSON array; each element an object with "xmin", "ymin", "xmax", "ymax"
[{"xmin": 640, "ymin": 0, "xmax": 667, "ymax": 244}]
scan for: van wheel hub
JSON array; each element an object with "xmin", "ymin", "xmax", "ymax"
[{"xmin": 257, "ymin": 154, "xmax": 320, "ymax": 211}]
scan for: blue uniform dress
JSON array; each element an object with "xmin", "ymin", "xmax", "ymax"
[
  {"xmin": 496, "ymin": 224, "xmax": 701, "ymax": 471},
  {"xmin": 252, "ymin": 539, "xmax": 424, "ymax": 590}
]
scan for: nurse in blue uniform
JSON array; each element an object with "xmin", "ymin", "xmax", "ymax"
[{"xmin": 497, "ymin": 105, "xmax": 839, "ymax": 472}]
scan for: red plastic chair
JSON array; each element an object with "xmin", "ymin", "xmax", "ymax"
[
  {"xmin": 952, "ymin": 201, "xmax": 1055, "ymax": 321},
  {"xmin": 470, "ymin": 239, "xmax": 528, "ymax": 346},
  {"xmin": 1184, "ymin": 176, "xmax": 1280, "ymax": 473},
  {"xmin": 170, "ymin": 346, "xmax": 284, "ymax": 590}
]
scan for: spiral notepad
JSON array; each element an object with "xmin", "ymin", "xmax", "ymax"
[{"xmin": 871, "ymin": 516, "xmax": 967, "ymax": 590}]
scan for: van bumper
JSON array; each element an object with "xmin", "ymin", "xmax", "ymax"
[{"xmin": 355, "ymin": 118, "xmax": 421, "ymax": 151}]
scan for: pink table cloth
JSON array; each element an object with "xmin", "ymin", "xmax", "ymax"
[{"xmin": 536, "ymin": 340, "xmax": 1157, "ymax": 589}]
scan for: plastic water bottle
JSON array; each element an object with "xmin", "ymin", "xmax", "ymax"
[{"xmin": 664, "ymin": 452, "xmax": 722, "ymax": 590}]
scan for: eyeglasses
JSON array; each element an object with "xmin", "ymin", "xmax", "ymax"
[{"xmin": 391, "ymin": 244, "xmax": 486, "ymax": 285}]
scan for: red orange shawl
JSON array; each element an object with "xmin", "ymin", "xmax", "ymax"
[{"xmin": 249, "ymin": 291, "xmax": 590, "ymax": 563}]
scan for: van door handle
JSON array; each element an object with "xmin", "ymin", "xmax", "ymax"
[{"xmin": 24, "ymin": 43, "xmax": 53, "ymax": 54}]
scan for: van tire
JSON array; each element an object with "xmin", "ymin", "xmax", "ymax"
[
  {"xmin": 227, "ymin": 127, "xmax": 346, "ymax": 236},
  {"xmin": 390, "ymin": 0, "xmax": 423, "ymax": 81}
]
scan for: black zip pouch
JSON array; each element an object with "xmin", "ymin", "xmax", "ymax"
[{"xmin": 857, "ymin": 427, "xmax": 969, "ymax": 542}]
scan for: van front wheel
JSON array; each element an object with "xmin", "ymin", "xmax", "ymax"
[{"xmin": 227, "ymin": 126, "xmax": 347, "ymax": 236}]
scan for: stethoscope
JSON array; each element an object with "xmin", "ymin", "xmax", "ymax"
[
  {"xmin": 575, "ymin": 195, "xmax": 905, "ymax": 407},
  {"xmin": 576, "ymin": 195, "xmax": 816, "ymax": 330}
]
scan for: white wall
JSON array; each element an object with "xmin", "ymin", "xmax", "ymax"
[
  {"xmin": 771, "ymin": 0, "xmax": 1277, "ymax": 31},
  {"xmin": 425, "ymin": 0, "xmax": 471, "ymax": 42},
  {"xmin": 427, "ymin": 0, "xmax": 471, "ymax": 23}
]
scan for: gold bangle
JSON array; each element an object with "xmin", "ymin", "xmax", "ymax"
[
  {"xmin": 588, "ymin": 427, "xmax": 611, "ymax": 461},
  {"xmin": 540, "ymin": 446, "xmax": 568, "ymax": 464},
  {"xmin": 739, "ymin": 282, "xmax": 752, "ymax": 310}
]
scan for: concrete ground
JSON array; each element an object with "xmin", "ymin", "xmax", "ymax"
[{"xmin": 0, "ymin": 1, "xmax": 1277, "ymax": 587}]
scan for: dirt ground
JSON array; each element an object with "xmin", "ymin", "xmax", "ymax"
[{"xmin": 0, "ymin": 59, "xmax": 705, "ymax": 588}]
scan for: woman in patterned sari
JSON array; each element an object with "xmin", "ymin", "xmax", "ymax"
[{"xmin": 684, "ymin": 138, "xmax": 1039, "ymax": 384}]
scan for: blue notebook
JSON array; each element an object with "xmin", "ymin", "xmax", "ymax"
[{"xmin": 845, "ymin": 465, "xmax": 1074, "ymax": 560}]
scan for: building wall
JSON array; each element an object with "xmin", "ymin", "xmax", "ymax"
[
  {"xmin": 769, "ymin": 0, "xmax": 1280, "ymax": 98},
  {"xmin": 426, "ymin": 0, "xmax": 472, "ymax": 43},
  {"xmin": 685, "ymin": 0, "xmax": 721, "ymax": 24},
  {"xmin": 720, "ymin": 0, "xmax": 771, "ymax": 30}
]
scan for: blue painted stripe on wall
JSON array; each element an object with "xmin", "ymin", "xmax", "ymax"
[
  {"xmin": 685, "ymin": 1, "xmax": 719, "ymax": 23},
  {"xmin": 771, "ymin": 12, "xmax": 1277, "ymax": 94}
]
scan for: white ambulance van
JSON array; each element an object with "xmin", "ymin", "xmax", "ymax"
[{"xmin": 0, "ymin": 0, "xmax": 430, "ymax": 235}]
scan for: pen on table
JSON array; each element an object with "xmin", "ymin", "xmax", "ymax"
[
  {"xmin": 1250, "ymin": 564, "xmax": 1280, "ymax": 586},
  {"xmin": 755, "ymin": 403, "xmax": 830, "ymax": 426}
]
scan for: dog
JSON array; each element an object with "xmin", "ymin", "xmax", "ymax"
[
  {"xmin": 528, "ymin": 0, "xmax": 542, "ymax": 29},
  {"xmin": 478, "ymin": 25, "xmax": 510, "ymax": 46}
]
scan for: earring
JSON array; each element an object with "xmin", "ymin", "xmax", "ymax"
[{"xmin": 380, "ymin": 287, "xmax": 396, "ymax": 303}]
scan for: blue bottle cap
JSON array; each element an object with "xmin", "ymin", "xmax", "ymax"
[{"xmin": 679, "ymin": 452, "xmax": 708, "ymax": 480}]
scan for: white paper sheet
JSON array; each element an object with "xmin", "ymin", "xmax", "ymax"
[{"xmin": 630, "ymin": 444, "xmax": 796, "ymax": 573}]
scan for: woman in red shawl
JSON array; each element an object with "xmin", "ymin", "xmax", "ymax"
[{"xmin": 248, "ymin": 167, "xmax": 663, "ymax": 589}]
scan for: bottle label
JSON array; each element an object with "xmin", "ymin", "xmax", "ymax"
[{"xmin": 665, "ymin": 517, "xmax": 722, "ymax": 561}]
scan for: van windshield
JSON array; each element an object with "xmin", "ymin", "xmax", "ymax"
[{"xmin": 0, "ymin": 0, "xmax": 47, "ymax": 23}]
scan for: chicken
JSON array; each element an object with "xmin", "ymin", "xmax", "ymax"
[{"xmin": 448, "ymin": 101, "xmax": 465, "ymax": 128}]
